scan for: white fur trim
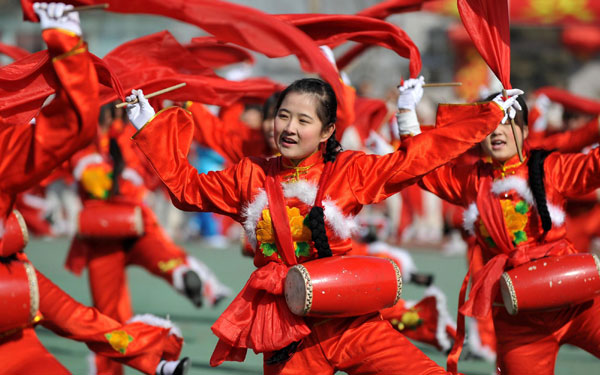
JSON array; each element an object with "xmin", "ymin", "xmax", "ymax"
[
  {"xmin": 424, "ymin": 286, "xmax": 456, "ymax": 352},
  {"xmin": 241, "ymin": 189, "xmax": 267, "ymax": 249},
  {"xmin": 282, "ymin": 180, "xmax": 317, "ymax": 206},
  {"xmin": 22, "ymin": 193, "xmax": 48, "ymax": 211},
  {"xmin": 322, "ymin": 199, "xmax": 358, "ymax": 240},
  {"xmin": 462, "ymin": 203, "xmax": 479, "ymax": 235},
  {"xmin": 491, "ymin": 176, "xmax": 534, "ymax": 205},
  {"xmin": 121, "ymin": 168, "xmax": 144, "ymax": 186},
  {"xmin": 73, "ymin": 153, "xmax": 103, "ymax": 180},
  {"xmin": 128, "ymin": 314, "xmax": 182, "ymax": 338},
  {"xmin": 186, "ymin": 256, "xmax": 232, "ymax": 300},
  {"xmin": 87, "ymin": 352, "xmax": 96, "ymax": 375},
  {"xmin": 368, "ymin": 241, "xmax": 417, "ymax": 277},
  {"xmin": 466, "ymin": 318, "xmax": 497, "ymax": 363},
  {"xmin": 171, "ymin": 264, "xmax": 189, "ymax": 293},
  {"xmin": 491, "ymin": 175, "xmax": 566, "ymax": 227}
]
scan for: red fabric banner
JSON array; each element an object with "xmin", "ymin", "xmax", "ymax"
[
  {"xmin": 353, "ymin": 97, "xmax": 389, "ymax": 141},
  {"xmin": 535, "ymin": 86, "xmax": 600, "ymax": 115},
  {"xmin": 21, "ymin": 0, "xmax": 345, "ymax": 108},
  {"xmin": 187, "ymin": 37, "xmax": 254, "ymax": 69},
  {"xmin": 99, "ymin": 31, "xmax": 283, "ymax": 106},
  {"xmin": 0, "ymin": 43, "xmax": 29, "ymax": 62},
  {"xmin": 357, "ymin": 0, "xmax": 430, "ymax": 19},
  {"xmin": 279, "ymin": 13, "xmax": 422, "ymax": 78},
  {"xmin": 457, "ymin": 0, "xmax": 512, "ymax": 89}
]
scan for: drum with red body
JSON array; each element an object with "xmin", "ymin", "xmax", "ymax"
[
  {"xmin": 77, "ymin": 202, "xmax": 144, "ymax": 239},
  {"xmin": 0, "ymin": 210, "xmax": 29, "ymax": 257},
  {"xmin": 284, "ymin": 255, "xmax": 402, "ymax": 317},
  {"xmin": 0, "ymin": 261, "xmax": 38, "ymax": 334},
  {"xmin": 500, "ymin": 254, "xmax": 600, "ymax": 315}
]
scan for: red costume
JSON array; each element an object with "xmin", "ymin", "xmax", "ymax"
[
  {"xmin": 0, "ymin": 29, "xmax": 183, "ymax": 375},
  {"xmin": 65, "ymin": 123, "xmax": 229, "ymax": 374},
  {"xmin": 418, "ymin": 142, "xmax": 600, "ymax": 374},
  {"xmin": 131, "ymin": 100, "xmax": 502, "ymax": 374}
]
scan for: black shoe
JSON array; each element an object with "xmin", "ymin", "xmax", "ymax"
[
  {"xmin": 183, "ymin": 270, "xmax": 203, "ymax": 308},
  {"xmin": 409, "ymin": 272, "xmax": 434, "ymax": 287},
  {"xmin": 173, "ymin": 357, "xmax": 191, "ymax": 375}
]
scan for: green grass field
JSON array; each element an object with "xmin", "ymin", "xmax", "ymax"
[{"xmin": 27, "ymin": 237, "xmax": 599, "ymax": 374}]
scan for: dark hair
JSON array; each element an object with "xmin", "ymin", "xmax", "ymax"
[
  {"xmin": 484, "ymin": 92, "xmax": 529, "ymax": 127},
  {"xmin": 275, "ymin": 78, "xmax": 342, "ymax": 162},
  {"xmin": 262, "ymin": 91, "xmax": 281, "ymax": 120},
  {"xmin": 528, "ymin": 149, "xmax": 554, "ymax": 234}
]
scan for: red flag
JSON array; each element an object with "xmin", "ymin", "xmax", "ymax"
[
  {"xmin": 535, "ymin": 86, "xmax": 600, "ymax": 115},
  {"xmin": 457, "ymin": 0, "xmax": 511, "ymax": 89},
  {"xmin": 0, "ymin": 43, "xmax": 29, "ymax": 62},
  {"xmin": 21, "ymin": 0, "xmax": 344, "ymax": 108},
  {"xmin": 279, "ymin": 13, "xmax": 422, "ymax": 78},
  {"xmin": 187, "ymin": 37, "xmax": 254, "ymax": 69}
]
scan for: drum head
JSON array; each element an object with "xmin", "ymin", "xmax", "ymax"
[{"xmin": 285, "ymin": 266, "xmax": 310, "ymax": 316}]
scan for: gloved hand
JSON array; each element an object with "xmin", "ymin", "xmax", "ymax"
[
  {"xmin": 126, "ymin": 89, "xmax": 156, "ymax": 130},
  {"xmin": 33, "ymin": 2, "xmax": 81, "ymax": 36},
  {"xmin": 366, "ymin": 131, "xmax": 394, "ymax": 156},
  {"xmin": 492, "ymin": 89, "xmax": 524, "ymax": 124},
  {"xmin": 81, "ymin": 165, "xmax": 113, "ymax": 200},
  {"xmin": 397, "ymin": 76, "xmax": 425, "ymax": 111},
  {"xmin": 532, "ymin": 93, "xmax": 551, "ymax": 131},
  {"xmin": 319, "ymin": 45, "xmax": 338, "ymax": 72}
]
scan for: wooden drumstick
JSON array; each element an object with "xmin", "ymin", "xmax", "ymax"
[
  {"xmin": 115, "ymin": 83, "xmax": 187, "ymax": 109},
  {"xmin": 422, "ymin": 82, "xmax": 462, "ymax": 88},
  {"xmin": 503, "ymin": 89, "xmax": 524, "ymax": 162},
  {"xmin": 64, "ymin": 4, "xmax": 109, "ymax": 14}
]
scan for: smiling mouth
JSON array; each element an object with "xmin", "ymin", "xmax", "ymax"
[
  {"xmin": 281, "ymin": 136, "xmax": 297, "ymax": 146},
  {"xmin": 491, "ymin": 139, "xmax": 506, "ymax": 150}
]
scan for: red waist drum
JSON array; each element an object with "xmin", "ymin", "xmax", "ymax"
[
  {"xmin": 284, "ymin": 255, "xmax": 402, "ymax": 317},
  {"xmin": 1, "ymin": 210, "xmax": 29, "ymax": 257},
  {"xmin": 500, "ymin": 254, "xmax": 600, "ymax": 315},
  {"xmin": 77, "ymin": 202, "xmax": 144, "ymax": 239},
  {"xmin": 0, "ymin": 261, "xmax": 39, "ymax": 334}
]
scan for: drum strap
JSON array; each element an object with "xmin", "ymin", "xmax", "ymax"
[{"xmin": 265, "ymin": 159, "xmax": 297, "ymax": 266}]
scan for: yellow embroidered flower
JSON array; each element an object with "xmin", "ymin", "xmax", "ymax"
[
  {"xmin": 105, "ymin": 330, "xmax": 134, "ymax": 354},
  {"xmin": 256, "ymin": 209, "xmax": 274, "ymax": 244},
  {"xmin": 158, "ymin": 258, "xmax": 184, "ymax": 273},
  {"xmin": 401, "ymin": 309, "xmax": 422, "ymax": 329},
  {"xmin": 287, "ymin": 207, "xmax": 312, "ymax": 242},
  {"xmin": 500, "ymin": 199, "xmax": 528, "ymax": 233}
]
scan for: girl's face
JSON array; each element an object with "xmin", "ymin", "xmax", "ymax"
[
  {"xmin": 274, "ymin": 92, "xmax": 334, "ymax": 162},
  {"xmin": 480, "ymin": 121, "xmax": 528, "ymax": 162}
]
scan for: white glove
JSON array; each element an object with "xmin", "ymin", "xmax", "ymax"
[
  {"xmin": 397, "ymin": 76, "xmax": 425, "ymax": 111},
  {"xmin": 532, "ymin": 94, "xmax": 551, "ymax": 131},
  {"xmin": 492, "ymin": 89, "xmax": 524, "ymax": 124},
  {"xmin": 33, "ymin": 2, "xmax": 81, "ymax": 36},
  {"xmin": 126, "ymin": 89, "xmax": 156, "ymax": 130},
  {"xmin": 366, "ymin": 131, "xmax": 394, "ymax": 155},
  {"xmin": 224, "ymin": 63, "xmax": 253, "ymax": 82}
]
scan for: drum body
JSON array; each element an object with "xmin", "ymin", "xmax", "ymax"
[
  {"xmin": 0, "ymin": 210, "xmax": 29, "ymax": 256},
  {"xmin": 285, "ymin": 255, "xmax": 402, "ymax": 317},
  {"xmin": 500, "ymin": 254, "xmax": 600, "ymax": 315},
  {"xmin": 0, "ymin": 261, "xmax": 39, "ymax": 333},
  {"xmin": 77, "ymin": 202, "xmax": 144, "ymax": 239}
]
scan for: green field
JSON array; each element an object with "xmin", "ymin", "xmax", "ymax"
[{"xmin": 27, "ymin": 238, "xmax": 598, "ymax": 374}]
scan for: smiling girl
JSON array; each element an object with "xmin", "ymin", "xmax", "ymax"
[{"xmin": 126, "ymin": 78, "xmax": 517, "ymax": 374}]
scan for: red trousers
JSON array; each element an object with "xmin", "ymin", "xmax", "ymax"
[
  {"xmin": 263, "ymin": 314, "xmax": 449, "ymax": 375},
  {"xmin": 494, "ymin": 297, "xmax": 600, "ymax": 375},
  {"xmin": 1, "ymin": 328, "xmax": 70, "ymax": 374},
  {"xmin": 85, "ymin": 230, "xmax": 188, "ymax": 375}
]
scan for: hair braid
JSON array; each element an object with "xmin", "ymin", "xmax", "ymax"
[{"xmin": 527, "ymin": 149, "xmax": 554, "ymax": 233}]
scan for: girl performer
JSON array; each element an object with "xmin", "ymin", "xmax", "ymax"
[
  {"xmin": 125, "ymin": 77, "xmax": 519, "ymax": 374},
  {"xmin": 397, "ymin": 77, "xmax": 600, "ymax": 374}
]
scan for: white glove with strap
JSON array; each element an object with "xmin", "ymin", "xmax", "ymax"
[
  {"xmin": 397, "ymin": 76, "xmax": 425, "ymax": 111},
  {"xmin": 126, "ymin": 90, "xmax": 156, "ymax": 130},
  {"xmin": 492, "ymin": 89, "xmax": 524, "ymax": 124},
  {"xmin": 532, "ymin": 93, "xmax": 551, "ymax": 132},
  {"xmin": 33, "ymin": 2, "xmax": 81, "ymax": 36}
]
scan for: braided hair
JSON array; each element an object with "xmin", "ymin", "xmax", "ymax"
[
  {"xmin": 275, "ymin": 78, "xmax": 342, "ymax": 259},
  {"xmin": 528, "ymin": 149, "xmax": 555, "ymax": 234}
]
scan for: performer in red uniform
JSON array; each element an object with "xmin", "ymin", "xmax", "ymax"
[
  {"xmin": 0, "ymin": 3, "xmax": 189, "ymax": 374},
  {"xmin": 126, "ymin": 75, "xmax": 519, "ymax": 374},
  {"xmin": 396, "ymin": 81, "xmax": 600, "ymax": 374}
]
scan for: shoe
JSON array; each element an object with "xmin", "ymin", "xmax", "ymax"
[
  {"xmin": 183, "ymin": 270, "xmax": 203, "ymax": 308},
  {"xmin": 173, "ymin": 357, "xmax": 190, "ymax": 375},
  {"xmin": 410, "ymin": 272, "xmax": 434, "ymax": 287}
]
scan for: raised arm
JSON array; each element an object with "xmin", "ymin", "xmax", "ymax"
[
  {"xmin": 546, "ymin": 146, "xmax": 600, "ymax": 198},
  {"xmin": 129, "ymin": 97, "xmax": 251, "ymax": 221},
  {"xmin": 529, "ymin": 117, "xmax": 600, "ymax": 153}
]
